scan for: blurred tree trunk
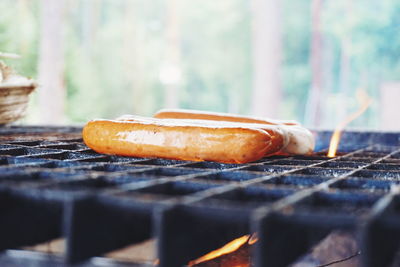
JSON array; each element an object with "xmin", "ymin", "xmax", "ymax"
[
  {"xmin": 81, "ymin": 0, "xmax": 100, "ymax": 52},
  {"xmin": 17, "ymin": 0, "xmax": 29, "ymax": 53},
  {"xmin": 162, "ymin": 0, "xmax": 181, "ymax": 109},
  {"xmin": 250, "ymin": 0, "xmax": 282, "ymax": 118},
  {"xmin": 305, "ymin": 0, "xmax": 324, "ymax": 127},
  {"xmin": 339, "ymin": 1, "xmax": 353, "ymax": 97},
  {"xmin": 37, "ymin": 0, "xmax": 66, "ymax": 124},
  {"xmin": 337, "ymin": 1, "xmax": 353, "ymax": 127},
  {"xmin": 122, "ymin": 0, "xmax": 143, "ymax": 114}
]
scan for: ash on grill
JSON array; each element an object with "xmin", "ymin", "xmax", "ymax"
[{"xmin": 0, "ymin": 126, "xmax": 399, "ymax": 267}]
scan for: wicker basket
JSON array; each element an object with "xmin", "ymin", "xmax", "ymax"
[{"xmin": 0, "ymin": 61, "xmax": 36, "ymax": 125}]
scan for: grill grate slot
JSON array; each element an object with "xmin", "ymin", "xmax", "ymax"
[
  {"xmin": 330, "ymin": 178, "xmax": 398, "ymax": 191},
  {"xmin": 90, "ymin": 164, "xmax": 148, "ymax": 173},
  {"xmin": 265, "ymin": 159, "xmax": 321, "ymax": 166},
  {"xmin": 179, "ymin": 161, "xmax": 242, "ymax": 170},
  {"xmin": 199, "ymin": 187, "xmax": 294, "ymax": 210},
  {"xmin": 337, "ymin": 156, "xmax": 376, "ymax": 163},
  {"xmin": 38, "ymin": 178, "xmax": 120, "ymax": 193},
  {"xmin": 262, "ymin": 175, "xmax": 330, "ymax": 188},
  {"xmin": 130, "ymin": 167, "xmax": 207, "ymax": 178},
  {"xmin": 129, "ymin": 158, "xmax": 191, "ymax": 166},
  {"xmin": 319, "ymin": 161, "xmax": 368, "ymax": 168},
  {"xmin": 118, "ymin": 181, "xmax": 220, "ymax": 201},
  {"xmin": 241, "ymin": 164, "xmax": 297, "ymax": 173},
  {"xmin": 193, "ymin": 171, "xmax": 267, "ymax": 182},
  {"xmin": 353, "ymin": 169, "xmax": 400, "ymax": 179},
  {"xmin": 367, "ymin": 163, "xmax": 400, "ymax": 171},
  {"xmin": 292, "ymin": 191, "xmax": 383, "ymax": 216},
  {"xmin": 293, "ymin": 167, "xmax": 353, "ymax": 177}
]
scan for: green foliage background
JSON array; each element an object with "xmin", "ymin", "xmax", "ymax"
[{"xmin": 1, "ymin": 0, "xmax": 399, "ymax": 128}]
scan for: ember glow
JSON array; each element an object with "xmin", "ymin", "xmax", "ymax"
[
  {"xmin": 327, "ymin": 91, "xmax": 372, "ymax": 157},
  {"xmin": 188, "ymin": 234, "xmax": 254, "ymax": 266}
]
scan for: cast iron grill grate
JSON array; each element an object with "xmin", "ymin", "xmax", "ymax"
[{"xmin": 0, "ymin": 127, "xmax": 399, "ymax": 267}]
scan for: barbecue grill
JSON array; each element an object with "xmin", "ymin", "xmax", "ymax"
[{"xmin": 0, "ymin": 126, "xmax": 399, "ymax": 267}]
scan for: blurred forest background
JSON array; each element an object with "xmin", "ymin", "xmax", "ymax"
[{"xmin": 1, "ymin": 0, "xmax": 400, "ymax": 129}]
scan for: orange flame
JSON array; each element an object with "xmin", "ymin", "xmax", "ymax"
[
  {"xmin": 248, "ymin": 233, "xmax": 259, "ymax": 245},
  {"xmin": 327, "ymin": 90, "xmax": 373, "ymax": 157},
  {"xmin": 188, "ymin": 234, "xmax": 256, "ymax": 266}
]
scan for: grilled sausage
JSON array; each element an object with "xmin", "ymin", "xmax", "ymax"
[
  {"xmin": 154, "ymin": 109, "xmax": 299, "ymax": 126},
  {"xmin": 82, "ymin": 118, "xmax": 275, "ymax": 164},
  {"xmin": 152, "ymin": 110, "xmax": 315, "ymax": 155},
  {"xmin": 116, "ymin": 115, "xmax": 288, "ymax": 155}
]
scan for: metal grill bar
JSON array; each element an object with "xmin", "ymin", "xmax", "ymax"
[{"xmin": 0, "ymin": 127, "xmax": 398, "ymax": 267}]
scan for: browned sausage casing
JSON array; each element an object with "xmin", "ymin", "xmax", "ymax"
[
  {"xmin": 82, "ymin": 119, "xmax": 274, "ymax": 164},
  {"xmin": 154, "ymin": 108, "xmax": 299, "ymax": 126}
]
